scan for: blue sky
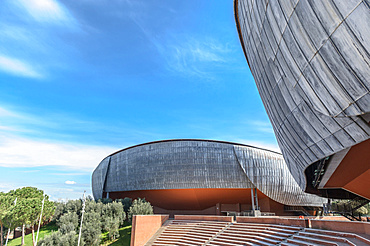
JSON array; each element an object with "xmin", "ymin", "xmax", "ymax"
[{"xmin": 0, "ymin": 0, "xmax": 278, "ymax": 200}]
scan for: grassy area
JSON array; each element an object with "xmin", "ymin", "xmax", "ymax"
[
  {"xmin": 6, "ymin": 221, "xmax": 131, "ymax": 246},
  {"xmin": 7, "ymin": 221, "xmax": 58, "ymax": 246},
  {"xmin": 100, "ymin": 223, "xmax": 132, "ymax": 246}
]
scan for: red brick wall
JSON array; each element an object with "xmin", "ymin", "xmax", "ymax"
[
  {"xmin": 174, "ymin": 215, "xmax": 234, "ymax": 222},
  {"xmin": 130, "ymin": 215, "xmax": 169, "ymax": 246},
  {"xmin": 310, "ymin": 219, "xmax": 370, "ymax": 235},
  {"xmin": 236, "ymin": 216, "xmax": 306, "ymax": 227}
]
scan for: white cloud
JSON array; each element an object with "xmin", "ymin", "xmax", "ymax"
[
  {"xmin": 0, "ymin": 134, "xmax": 116, "ymax": 172},
  {"xmin": 248, "ymin": 120, "xmax": 274, "ymax": 134},
  {"xmin": 17, "ymin": 0, "xmax": 73, "ymax": 24},
  {"xmin": 129, "ymin": 12, "xmax": 232, "ymax": 79},
  {"xmin": 65, "ymin": 180, "xmax": 76, "ymax": 185},
  {"xmin": 235, "ymin": 138, "xmax": 281, "ymax": 153},
  {"xmin": 0, "ymin": 55, "xmax": 42, "ymax": 78},
  {"xmin": 155, "ymin": 37, "xmax": 231, "ymax": 78}
]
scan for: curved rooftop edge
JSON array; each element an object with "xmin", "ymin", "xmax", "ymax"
[
  {"xmin": 92, "ymin": 139, "xmax": 325, "ymax": 207},
  {"xmin": 107, "ymin": 138, "xmax": 283, "ymax": 157},
  {"xmin": 234, "ymin": 0, "xmax": 370, "ymax": 197}
]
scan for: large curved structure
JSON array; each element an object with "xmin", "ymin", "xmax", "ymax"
[
  {"xmin": 235, "ymin": 0, "xmax": 370, "ymax": 199},
  {"xmin": 92, "ymin": 139, "xmax": 324, "ymax": 215}
]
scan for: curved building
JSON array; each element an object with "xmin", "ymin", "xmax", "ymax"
[
  {"xmin": 235, "ymin": 0, "xmax": 370, "ymax": 199},
  {"xmin": 92, "ymin": 139, "xmax": 324, "ymax": 215}
]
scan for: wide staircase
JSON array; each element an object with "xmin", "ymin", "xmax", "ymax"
[{"xmin": 146, "ymin": 220, "xmax": 370, "ymax": 246}]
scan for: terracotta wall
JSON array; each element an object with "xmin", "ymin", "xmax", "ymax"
[
  {"xmin": 236, "ymin": 216, "xmax": 306, "ymax": 227},
  {"xmin": 299, "ymin": 216, "xmax": 350, "ymax": 221},
  {"xmin": 174, "ymin": 215, "xmax": 234, "ymax": 222},
  {"xmin": 153, "ymin": 205, "xmax": 217, "ymax": 218},
  {"xmin": 130, "ymin": 214, "xmax": 169, "ymax": 246},
  {"xmin": 310, "ymin": 219, "xmax": 370, "ymax": 235}
]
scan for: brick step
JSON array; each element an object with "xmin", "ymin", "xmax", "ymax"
[
  {"xmin": 152, "ymin": 241, "xmax": 200, "ymax": 246},
  {"xmin": 230, "ymin": 224, "xmax": 300, "ymax": 234},
  {"xmin": 161, "ymin": 231, "xmax": 212, "ymax": 239},
  {"xmin": 236, "ymin": 223, "xmax": 302, "ymax": 231},
  {"xmin": 171, "ymin": 220, "xmax": 229, "ymax": 226},
  {"xmin": 208, "ymin": 241, "xmax": 252, "ymax": 246},
  {"xmin": 154, "ymin": 238, "xmax": 204, "ymax": 245},
  {"xmin": 212, "ymin": 235, "xmax": 273, "ymax": 246},
  {"xmin": 222, "ymin": 230, "xmax": 285, "ymax": 242},
  {"xmin": 162, "ymin": 231, "xmax": 216, "ymax": 237},
  {"xmin": 292, "ymin": 235, "xmax": 339, "ymax": 246},
  {"xmin": 167, "ymin": 224, "xmax": 226, "ymax": 229},
  {"xmin": 168, "ymin": 224, "xmax": 227, "ymax": 228},
  {"xmin": 280, "ymin": 243, "xmax": 300, "ymax": 246},
  {"xmin": 154, "ymin": 236, "xmax": 206, "ymax": 244},
  {"xmin": 219, "ymin": 232, "xmax": 280, "ymax": 244},
  {"xmin": 287, "ymin": 238, "xmax": 320, "ymax": 246},
  {"xmin": 225, "ymin": 227, "xmax": 291, "ymax": 239},
  {"xmin": 164, "ymin": 227, "xmax": 221, "ymax": 233},
  {"xmin": 156, "ymin": 234, "xmax": 210, "ymax": 242},
  {"xmin": 305, "ymin": 228, "xmax": 370, "ymax": 245},
  {"xmin": 298, "ymin": 232, "xmax": 350, "ymax": 244}
]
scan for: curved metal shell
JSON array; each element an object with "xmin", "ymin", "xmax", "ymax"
[
  {"xmin": 91, "ymin": 156, "xmax": 110, "ymax": 200},
  {"xmin": 92, "ymin": 140, "xmax": 325, "ymax": 206},
  {"xmin": 234, "ymin": 146, "xmax": 324, "ymax": 205},
  {"xmin": 234, "ymin": 0, "xmax": 370, "ymax": 189}
]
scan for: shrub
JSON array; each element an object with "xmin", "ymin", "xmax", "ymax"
[
  {"xmin": 57, "ymin": 212, "xmax": 78, "ymax": 234},
  {"xmin": 38, "ymin": 231, "xmax": 77, "ymax": 246},
  {"xmin": 128, "ymin": 198, "xmax": 153, "ymax": 221}
]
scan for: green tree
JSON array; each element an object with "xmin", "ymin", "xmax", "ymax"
[
  {"xmin": 65, "ymin": 200, "xmax": 82, "ymax": 214},
  {"xmin": 99, "ymin": 198, "xmax": 112, "ymax": 204},
  {"xmin": 40, "ymin": 198, "xmax": 129, "ymax": 245},
  {"xmin": 101, "ymin": 202, "xmax": 125, "ymax": 240},
  {"xmin": 128, "ymin": 198, "xmax": 153, "ymax": 222},
  {"xmin": 57, "ymin": 212, "xmax": 78, "ymax": 234},
  {"xmin": 80, "ymin": 211, "xmax": 101, "ymax": 246},
  {"xmin": 37, "ymin": 231, "xmax": 77, "ymax": 246},
  {"xmin": 116, "ymin": 197, "xmax": 132, "ymax": 215},
  {"xmin": 0, "ymin": 192, "xmax": 16, "ymax": 246},
  {"xmin": 8, "ymin": 187, "xmax": 55, "ymax": 246},
  {"xmin": 52, "ymin": 202, "xmax": 66, "ymax": 222}
]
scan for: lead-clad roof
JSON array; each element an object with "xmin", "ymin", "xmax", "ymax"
[{"xmin": 92, "ymin": 140, "xmax": 325, "ymax": 206}]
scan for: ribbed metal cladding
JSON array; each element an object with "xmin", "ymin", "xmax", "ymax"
[
  {"xmin": 92, "ymin": 140, "xmax": 325, "ymax": 206},
  {"xmin": 92, "ymin": 156, "xmax": 111, "ymax": 200},
  {"xmin": 234, "ymin": 146, "xmax": 324, "ymax": 206},
  {"xmin": 235, "ymin": 0, "xmax": 370, "ymax": 189}
]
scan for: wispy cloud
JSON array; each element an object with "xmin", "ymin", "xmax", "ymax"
[
  {"xmin": 16, "ymin": 0, "xmax": 74, "ymax": 24},
  {"xmin": 65, "ymin": 180, "xmax": 76, "ymax": 185},
  {"xmin": 0, "ymin": 55, "xmax": 43, "ymax": 78},
  {"xmin": 0, "ymin": 105, "xmax": 162, "ymax": 145},
  {"xmin": 129, "ymin": 11, "xmax": 233, "ymax": 79},
  {"xmin": 0, "ymin": 133, "xmax": 116, "ymax": 171},
  {"xmin": 0, "ymin": 105, "xmax": 121, "ymax": 171},
  {"xmin": 161, "ymin": 37, "xmax": 231, "ymax": 78},
  {"xmin": 247, "ymin": 120, "xmax": 275, "ymax": 134}
]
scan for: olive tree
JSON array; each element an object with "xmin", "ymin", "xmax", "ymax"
[{"xmin": 128, "ymin": 198, "xmax": 153, "ymax": 222}]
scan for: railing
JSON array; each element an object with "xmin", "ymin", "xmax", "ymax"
[{"xmin": 328, "ymin": 198, "xmax": 369, "ymax": 221}]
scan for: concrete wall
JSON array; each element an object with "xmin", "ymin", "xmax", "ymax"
[{"xmin": 130, "ymin": 215, "xmax": 169, "ymax": 246}]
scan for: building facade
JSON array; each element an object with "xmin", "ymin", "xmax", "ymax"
[
  {"xmin": 92, "ymin": 139, "xmax": 324, "ymax": 216},
  {"xmin": 234, "ymin": 0, "xmax": 370, "ymax": 199}
]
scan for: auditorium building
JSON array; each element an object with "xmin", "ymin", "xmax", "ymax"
[
  {"xmin": 92, "ymin": 139, "xmax": 325, "ymax": 216},
  {"xmin": 234, "ymin": 0, "xmax": 370, "ymax": 200}
]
